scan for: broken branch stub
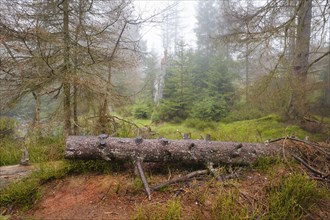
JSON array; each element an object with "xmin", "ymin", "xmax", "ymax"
[{"xmin": 65, "ymin": 136, "xmax": 282, "ymax": 166}]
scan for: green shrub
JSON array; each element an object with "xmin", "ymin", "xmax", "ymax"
[
  {"xmin": 190, "ymin": 97, "xmax": 228, "ymax": 122},
  {"xmin": 133, "ymin": 104, "xmax": 151, "ymax": 119},
  {"xmin": 151, "ymin": 111, "xmax": 161, "ymax": 123},
  {"xmin": 156, "ymin": 101, "xmax": 189, "ymax": 122}
]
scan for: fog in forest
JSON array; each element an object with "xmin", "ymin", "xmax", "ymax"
[
  {"xmin": 1, "ymin": 1, "xmax": 330, "ymax": 219},
  {"xmin": 0, "ymin": 0, "xmax": 329, "ymax": 138}
]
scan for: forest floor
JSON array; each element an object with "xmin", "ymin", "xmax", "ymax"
[
  {"xmin": 2, "ymin": 159, "xmax": 330, "ymax": 220},
  {"xmin": 1, "ymin": 114, "xmax": 329, "ymax": 219}
]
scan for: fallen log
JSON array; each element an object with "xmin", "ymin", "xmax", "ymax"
[{"xmin": 65, "ymin": 136, "xmax": 282, "ymax": 166}]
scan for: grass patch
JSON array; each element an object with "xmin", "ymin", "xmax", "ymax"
[
  {"xmin": 0, "ymin": 177, "xmax": 40, "ymax": 210},
  {"xmin": 0, "ymin": 161, "xmax": 68, "ymax": 209},
  {"xmin": 0, "ymin": 137, "xmax": 21, "ymax": 166},
  {"xmin": 133, "ymin": 199, "xmax": 181, "ymax": 220},
  {"xmin": 148, "ymin": 114, "xmax": 314, "ymax": 142},
  {"xmin": 0, "ymin": 117, "xmax": 16, "ymax": 138},
  {"xmin": 211, "ymin": 189, "xmax": 251, "ymax": 220},
  {"xmin": 209, "ymin": 115, "xmax": 312, "ymax": 142},
  {"xmin": 117, "ymin": 114, "xmax": 322, "ymax": 142},
  {"xmin": 252, "ymin": 156, "xmax": 282, "ymax": 173},
  {"xmin": 184, "ymin": 118, "xmax": 217, "ymax": 130},
  {"xmin": 65, "ymin": 159, "xmax": 116, "ymax": 174},
  {"xmin": 0, "ymin": 135, "xmax": 64, "ymax": 166},
  {"xmin": 266, "ymin": 174, "xmax": 326, "ymax": 220}
]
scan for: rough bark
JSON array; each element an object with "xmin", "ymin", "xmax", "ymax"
[
  {"xmin": 32, "ymin": 91, "xmax": 41, "ymax": 135},
  {"xmin": 63, "ymin": 0, "xmax": 72, "ymax": 135},
  {"xmin": 288, "ymin": 0, "xmax": 312, "ymax": 119},
  {"xmin": 65, "ymin": 136, "xmax": 282, "ymax": 166}
]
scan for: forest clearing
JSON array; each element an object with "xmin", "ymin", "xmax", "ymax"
[{"xmin": 1, "ymin": 0, "xmax": 330, "ymax": 219}]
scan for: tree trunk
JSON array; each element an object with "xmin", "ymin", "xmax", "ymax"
[
  {"xmin": 65, "ymin": 136, "xmax": 282, "ymax": 166},
  {"xmin": 99, "ymin": 66, "xmax": 112, "ymax": 133},
  {"xmin": 32, "ymin": 91, "xmax": 41, "ymax": 133},
  {"xmin": 288, "ymin": 0, "xmax": 312, "ymax": 119},
  {"xmin": 73, "ymin": 85, "xmax": 78, "ymax": 135},
  {"xmin": 245, "ymin": 43, "xmax": 249, "ymax": 103},
  {"xmin": 63, "ymin": 0, "xmax": 71, "ymax": 135},
  {"xmin": 99, "ymin": 99, "xmax": 108, "ymax": 133}
]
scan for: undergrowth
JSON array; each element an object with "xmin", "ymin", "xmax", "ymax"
[
  {"xmin": 252, "ymin": 156, "xmax": 283, "ymax": 172},
  {"xmin": 130, "ymin": 171, "xmax": 327, "ymax": 220},
  {"xmin": 133, "ymin": 199, "xmax": 181, "ymax": 220},
  {"xmin": 211, "ymin": 189, "xmax": 250, "ymax": 220},
  {"xmin": 266, "ymin": 174, "xmax": 326, "ymax": 220},
  {"xmin": 150, "ymin": 114, "xmax": 316, "ymax": 142},
  {"xmin": 0, "ymin": 135, "xmax": 64, "ymax": 166}
]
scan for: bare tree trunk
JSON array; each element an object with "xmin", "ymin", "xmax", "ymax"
[
  {"xmin": 99, "ymin": 100, "xmax": 108, "ymax": 133},
  {"xmin": 73, "ymin": 85, "xmax": 78, "ymax": 135},
  {"xmin": 32, "ymin": 91, "xmax": 41, "ymax": 135},
  {"xmin": 63, "ymin": 0, "xmax": 71, "ymax": 135},
  {"xmin": 72, "ymin": 0, "xmax": 84, "ymax": 135},
  {"xmin": 288, "ymin": 0, "xmax": 312, "ymax": 119},
  {"xmin": 65, "ymin": 136, "xmax": 282, "ymax": 166},
  {"xmin": 99, "ymin": 66, "xmax": 112, "ymax": 133},
  {"xmin": 245, "ymin": 43, "xmax": 249, "ymax": 103}
]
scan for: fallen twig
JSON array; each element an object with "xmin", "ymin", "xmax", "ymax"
[
  {"xmin": 152, "ymin": 169, "xmax": 209, "ymax": 191},
  {"xmin": 135, "ymin": 159, "xmax": 151, "ymax": 200},
  {"xmin": 291, "ymin": 154, "xmax": 328, "ymax": 178}
]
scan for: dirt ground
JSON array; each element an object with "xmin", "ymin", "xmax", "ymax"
[
  {"xmin": 5, "ymin": 168, "xmax": 323, "ymax": 220},
  {"xmin": 0, "ymin": 157, "xmax": 328, "ymax": 220},
  {"xmin": 25, "ymin": 174, "xmax": 147, "ymax": 220}
]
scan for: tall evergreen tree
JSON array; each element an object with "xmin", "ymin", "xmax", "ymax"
[
  {"xmin": 160, "ymin": 41, "xmax": 194, "ymax": 121},
  {"xmin": 191, "ymin": 0, "xmax": 235, "ymax": 121}
]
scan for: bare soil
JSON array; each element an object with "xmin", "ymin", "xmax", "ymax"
[
  {"xmin": 1, "ymin": 162, "xmax": 329, "ymax": 220},
  {"xmin": 11, "ymin": 169, "xmax": 327, "ymax": 219}
]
